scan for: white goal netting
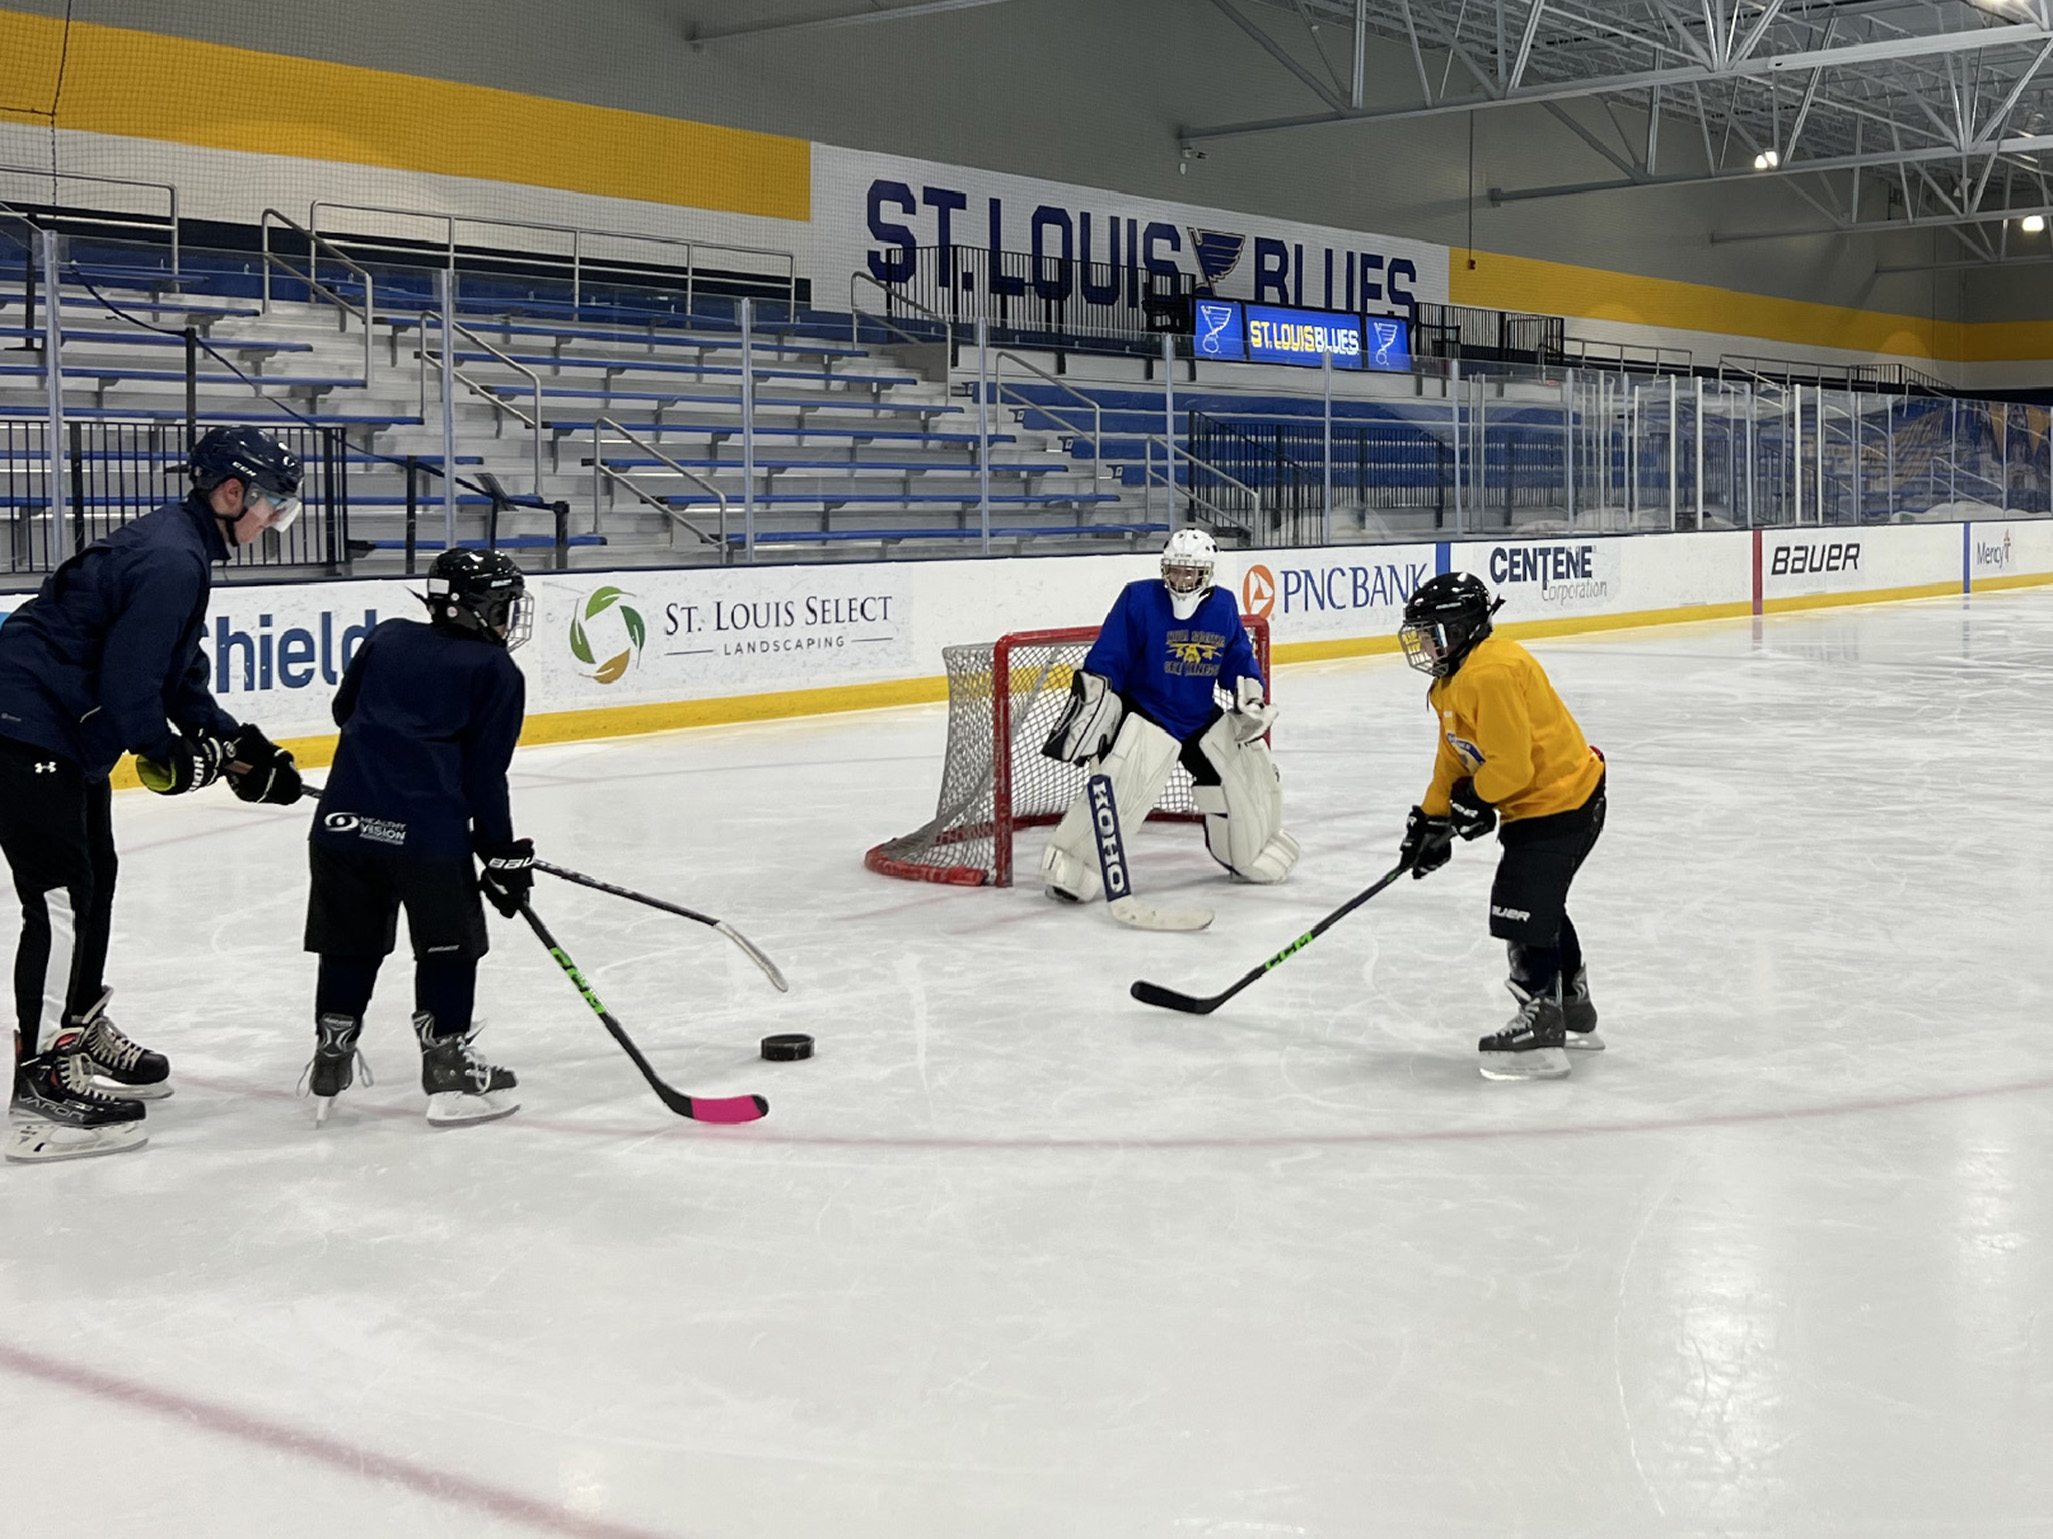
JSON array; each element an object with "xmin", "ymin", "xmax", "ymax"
[{"xmin": 865, "ymin": 619, "xmax": 1272, "ymax": 887}]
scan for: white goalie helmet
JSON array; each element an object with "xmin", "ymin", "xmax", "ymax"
[{"xmin": 1160, "ymin": 527, "xmax": 1219, "ymax": 621}]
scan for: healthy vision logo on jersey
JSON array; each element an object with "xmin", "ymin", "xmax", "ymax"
[{"xmin": 568, "ymin": 586, "xmax": 647, "ymax": 685}]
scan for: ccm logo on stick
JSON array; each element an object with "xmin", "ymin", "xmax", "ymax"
[
  {"xmin": 1770, "ymin": 542, "xmax": 1861, "ymax": 576},
  {"xmin": 1089, "ymin": 777, "xmax": 1132, "ymax": 901}
]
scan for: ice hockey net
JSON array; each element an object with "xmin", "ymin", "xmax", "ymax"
[{"xmin": 865, "ymin": 617, "xmax": 1272, "ymax": 887}]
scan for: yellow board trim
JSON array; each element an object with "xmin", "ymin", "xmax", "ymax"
[
  {"xmin": 0, "ymin": 10, "xmax": 809, "ymax": 221},
  {"xmin": 1970, "ymin": 571, "xmax": 2053, "ymax": 593},
  {"xmin": 1761, "ymin": 578, "xmax": 1962, "ymax": 612}
]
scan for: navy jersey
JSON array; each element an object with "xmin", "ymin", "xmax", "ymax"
[
  {"xmin": 313, "ymin": 619, "xmax": 524, "ymax": 862},
  {"xmin": 1082, "ymin": 581, "xmax": 1261, "ymax": 741},
  {"xmin": 0, "ymin": 493, "xmax": 238, "ymax": 775}
]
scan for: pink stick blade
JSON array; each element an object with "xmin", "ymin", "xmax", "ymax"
[{"xmin": 689, "ymin": 1094, "xmax": 769, "ymax": 1124}]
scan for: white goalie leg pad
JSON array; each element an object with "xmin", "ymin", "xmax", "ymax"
[
  {"xmin": 1191, "ymin": 715, "xmax": 1299, "ymax": 884},
  {"xmin": 1039, "ymin": 714, "xmax": 1183, "ymax": 902}
]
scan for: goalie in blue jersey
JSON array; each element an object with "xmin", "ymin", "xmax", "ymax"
[{"xmin": 1038, "ymin": 528, "xmax": 1299, "ymax": 902}]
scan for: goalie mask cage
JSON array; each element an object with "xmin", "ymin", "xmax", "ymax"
[{"xmin": 865, "ymin": 617, "xmax": 1272, "ymax": 888}]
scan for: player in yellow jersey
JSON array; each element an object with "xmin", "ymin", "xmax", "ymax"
[{"xmin": 1394, "ymin": 573, "xmax": 1607, "ymax": 1080}]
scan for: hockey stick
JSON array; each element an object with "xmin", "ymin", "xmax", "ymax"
[
  {"xmin": 1087, "ymin": 773, "xmax": 1213, "ymax": 932},
  {"xmin": 1129, "ymin": 862, "xmax": 1409, "ymax": 1015},
  {"xmin": 516, "ymin": 900, "xmax": 768, "ymax": 1124},
  {"xmin": 298, "ymin": 783, "xmax": 789, "ymax": 993},
  {"xmin": 534, "ymin": 861, "xmax": 789, "ymax": 992}
]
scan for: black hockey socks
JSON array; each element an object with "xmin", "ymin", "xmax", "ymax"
[
  {"xmin": 413, "ymin": 954, "xmax": 477, "ymax": 1042},
  {"xmin": 315, "ymin": 954, "xmax": 382, "ymax": 1019},
  {"xmin": 1508, "ymin": 941, "xmax": 1564, "ymax": 1001}
]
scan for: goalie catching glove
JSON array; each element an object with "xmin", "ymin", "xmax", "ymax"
[
  {"xmin": 226, "ymin": 725, "xmax": 305, "ymax": 805},
  {"xmin": 1217, "ymin": 674, "xmax": 1276, "ymax": 743},
  {"xmin": 1041, "ymin": 670, "xmax": 1123, "ymax": 765},
  {"xmin": 137, "ymin": 730, "xmax": 230, "ymax": 795},
  {"xmin": 478, "ymin": 838, "xmax": 535, "ymax": 919}
]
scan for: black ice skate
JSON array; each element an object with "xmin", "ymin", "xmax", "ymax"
[
  {"xmin": 301, "ymin": 1012, "xmax": 372, "ymax": 1127},
  {"xmin": 72, "ymin": 987, "xmax": 172, "ymax": 1100},
  {"xmin": 414, "ymin": 1012, "xmax": 519, "ymax": 1126},
  {"xmin": 1563, "ymin": 966, "xmax": 1602, "ymax": 1051},
  {"xmin": 1478, "ymin": 982, "xmax": 1572, "ymax": 1081},
  {"xmin": 8, "ymin": 1029, "xmax": 149, "ymax": 1163}
]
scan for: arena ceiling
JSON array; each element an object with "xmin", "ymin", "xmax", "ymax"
[{"xmin": 689, "ymin": 0, "xmax": 2053, "ymax": 267}]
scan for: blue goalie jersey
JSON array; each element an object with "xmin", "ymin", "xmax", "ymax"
[{"xmin": 1081, "ymin": 581, "xmax": 1262, "ymax": 742}]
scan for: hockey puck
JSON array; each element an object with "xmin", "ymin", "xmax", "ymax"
[{"xmin": 760, "ymin": 1033, "xmax": 814, "ymax": 1062}]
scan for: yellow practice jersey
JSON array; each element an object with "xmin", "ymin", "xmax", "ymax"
[{"xmin": 1421, "ymin": 634, "xmax": 1603, "ymax": 822}]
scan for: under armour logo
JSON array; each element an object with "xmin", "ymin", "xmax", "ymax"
[{"xmin": 33, "ymin": 762, "xmax": 54, "ymax": 774}]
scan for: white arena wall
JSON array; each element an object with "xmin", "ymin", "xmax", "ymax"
[{"xmin": 14, "ymin": 521, "xmax": 2043, "ymax": 788}]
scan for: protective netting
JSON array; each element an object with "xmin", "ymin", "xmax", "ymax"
[{"xmin": 866, "ymin": 619, "xmax": 1271, "ymax": 888}]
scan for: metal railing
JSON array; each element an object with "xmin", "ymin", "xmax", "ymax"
[
  {"xmin": 1138, "ymin": 433, "xmax": 1260, "ymax": 542},
  {"xmin": 990, "ymin": 349, "xmax": 1103, "ymax": 482},
  {"xmin": 0, "ymin": 417, "xmax": 354, "ymax": 581},
  {"xmin": 588, "ymin": 416, "xmax": 728, "ymax": 556},
  {"xmin": 851, "ymin": 268, "xmax": 952, "ymax": 354},
  {"xmin": 0, "ymin": 168, "xmax": 181, "ymax": 277},
  {"xmin": 309, "ymin": 201, "xmax": 799, "ymax": 313},
  {"xmin": 879, "ymin": 243, "xmax": 1195, "ymax": 347},
  {"xmin": 415, "ymin": 321, "xmax": 546, "ymax": 497},
  {"xmin": 1558, "ymin": 337, "xmax": 1694, "ymax": 375},
  {"xmin": 258, "ymin": 208, "xmax": 375, "ymax": 386}
]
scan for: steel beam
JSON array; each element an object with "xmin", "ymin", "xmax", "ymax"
[
  {"xmin": 1183, "ymin": 19, "xmax": 2053, "ymax": 142},
  {"xmin": 690, "ymin": 0, "xmax": 1021, "ymax": 45}
]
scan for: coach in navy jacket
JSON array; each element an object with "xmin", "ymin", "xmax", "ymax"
[{"xmin": 0, "ymin": 427, "xmax": 306, "ymax": 1162}]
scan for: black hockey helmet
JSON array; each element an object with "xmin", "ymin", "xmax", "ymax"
[
  {"xmin": 190, "ymin": 426, "xmax": 304, "ymax": 529},
  {"xmin": 1399, "ymin": 572, "xmax": 1501, "ymax": 678},
  {"xmin": 424, "ymin": 548, "xmax": 532, "ymax": 650}
]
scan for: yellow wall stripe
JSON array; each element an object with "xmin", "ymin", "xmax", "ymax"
[
  {"xmin": 0, "ymin": 10, "xmax": 809, "ymax": 222},
  {"xmin": 1452, "ymin": 249, "xmax": 1963, "ymax": 364}
]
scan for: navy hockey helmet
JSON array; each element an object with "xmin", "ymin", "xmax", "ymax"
[
  {"xmin": 1399, "ymin": 572, "xmax": 1501, "ymax": 678},
  {"xmin": 190, "ymin": 426, "xmax": 304, "ymax": 531},
  {"xmin": 425, "ymin": 547, "xmax": 532, "ymax": 650}
]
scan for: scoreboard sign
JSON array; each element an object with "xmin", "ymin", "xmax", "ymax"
[{"xmin": 1191, "ymin": 299, "xmax": 1410, "ymax": 373}]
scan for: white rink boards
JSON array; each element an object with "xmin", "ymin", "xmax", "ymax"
[{"xmin": 4, "ymin": 590, "xmax": 2053, "ymax": 1537}]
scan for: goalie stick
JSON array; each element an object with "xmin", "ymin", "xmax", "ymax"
[
  {"xmin": 517, "ymin": 900, "xmax": 768, "ymax": 1124},
  {"xmin": 535, "ymin": 861, "xmax": 788, "ymax": 992},
  {"xmin": 1130, "ymin": 861, "xmax": 1408, "ymax": 1014},
  {"xmin": 1087, "ymin": 772, "xmax": 1214, "ymax": 933}
]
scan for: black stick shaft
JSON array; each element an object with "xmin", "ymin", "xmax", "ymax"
[
  {"xmin": 1131, "ymin": 864, "xmax": 1409, "ymax": 1015},
  {"xmin": 516, "ymin": 900, "xmax": 767, "ymax": 1123},
  {"xmin": 535, "ymin": 859, "xmax": 717, "ymax": 927}
]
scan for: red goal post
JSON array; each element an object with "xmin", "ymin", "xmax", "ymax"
[{"xmin": 864, "ymin": 616, "xmax": 1272, "ymax": 887}]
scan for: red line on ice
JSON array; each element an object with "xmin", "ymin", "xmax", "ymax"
[{"xmin": 0, "ymin": 1342, "xmax": 685, "ymax": 1539}]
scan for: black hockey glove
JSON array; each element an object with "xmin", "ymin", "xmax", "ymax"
[
  {"xmin": 478, "ymin": 838, "xmax": 535, "ymax": 919},
  {"xmin": 226, "ymin": 724, "xmax": 305, "ymax": 806},
  {"xmin": 1399, "ymin": 806, "xmax": 1454, "ymax": 879},
  {"xmin": 1447, "ymin": 777, "xmax": 1497, "ymax": 841},
  {"xmin": 137, "ymin": 731, "xmax": 231, "ymax": 796}
]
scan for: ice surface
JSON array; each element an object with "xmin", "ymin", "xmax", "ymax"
[{"xmin": 5, "ymin": 592, "xmax": 2053, "ymax": 1538}]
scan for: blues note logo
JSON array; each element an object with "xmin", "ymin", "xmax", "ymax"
[
  {"xmin": 1187, "ymin": 229, "xmax": 1246, "ymax": 293},
  {"xmin": 1369, "ymin": 320, "xmax": 1406, "ymax": 369},
  {"xmin": 1196, "ymin": 301, "xmax": 1238, "ymax": 357}
]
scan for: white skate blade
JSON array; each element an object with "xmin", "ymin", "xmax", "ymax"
[
  {"xmin": 312, "ymin": 1094, "xmax": 337, "ymax": 1128},
  {"xmin": 425, "ymin": 1090, "xmax": 520, "ymax": 1127},
  {"xmin": 90, "ymin": 1076, "xmax": 173, "ymax": 1101},
  {"xmin": 5, "ymin": 1119, "xmax": 148, "ymax": 1163},
  {"xmin": 1108, "ymin": 895, "xmax": 1214, "ymax": 933},
  {"xmin": 1479, "ymin": 1046, "xmax": 1572, "ymax": 1082},
  {"xmin": 1565, "ymin": 1031, "xmax": 1605, "ymax": 1052}
]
